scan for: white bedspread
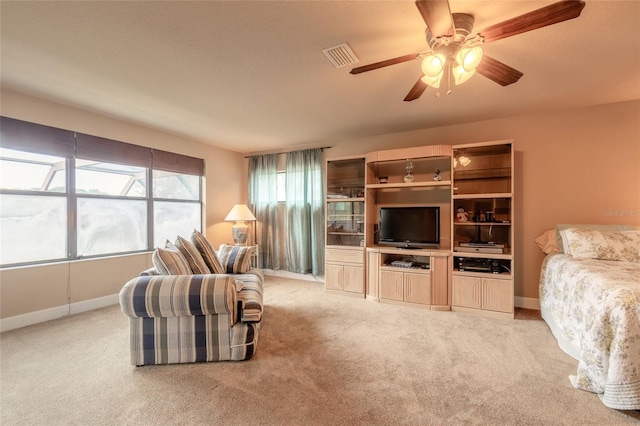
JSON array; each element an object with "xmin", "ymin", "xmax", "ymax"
[{"xmin": 539, "ymin": 254, "xmax": 640, "ymax": 410}]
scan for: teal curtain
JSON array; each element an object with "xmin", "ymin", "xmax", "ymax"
[
  {"xmin": 248, "ymin": 154, "xmax": 281, "ymax": 270},
  {"xmin": 285, "ymin": 149, "xmax": 324, "ymax": 275}
]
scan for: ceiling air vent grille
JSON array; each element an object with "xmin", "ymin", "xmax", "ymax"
[{"xmin": 322, "ymin": 43, "xmax": 359, "ymax": 68}]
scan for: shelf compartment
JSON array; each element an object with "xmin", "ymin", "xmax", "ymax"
[
  {"xmin": 327, "ymin": 157, "xmax": 365, "ymax": 198},
  {"xmin": 453, "ymin": 143, "xmax": 512, "ymax": 195}
]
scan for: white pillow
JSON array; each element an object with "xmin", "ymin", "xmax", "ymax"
[{"xmin": 559, "ymin": 228, "xmax": 640, "ymax": 263}]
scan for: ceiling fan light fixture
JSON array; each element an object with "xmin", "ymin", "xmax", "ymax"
[
  {"xmin": 456, "ymin": 46, "xmax": 483, "ymax": 72},
  {"xmin": 421, "ymin": 53, "xmax": 445, "ymax": 77},
  {"xmin": 421, "ymin": 73, "xmax": 442, "ymax": 89},
  {"xmin": 453, "ymin": 65, "xmax": 476, "ymax": 85}
]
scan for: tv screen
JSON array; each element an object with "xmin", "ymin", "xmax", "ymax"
[{"xmin": 378, "ymin": 206, "xmax": 440, "ymax": 248}]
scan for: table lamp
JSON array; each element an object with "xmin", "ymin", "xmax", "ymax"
[{"xmin": 224, "ymin": 204, "xmax": 256, "ymax": 246}]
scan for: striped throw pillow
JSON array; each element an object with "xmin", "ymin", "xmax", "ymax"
[
  {"xmin": 191, "ymin": 230, "xmax": 225, "ymax": 274},
  {"xmin": 152, "ymin": 247, "xmax": 192, "ymax": 275},
  {"xmin": 175, "ymin": 236, "xmax": 211, "ymax": 274},
  {"xmin": 217, "ymin": 244, "xmax": 253, "ymax": 274}
]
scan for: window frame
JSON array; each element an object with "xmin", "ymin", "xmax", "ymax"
[{"xmin": 0, "ymin": 117, "xmax": 205, "ymax": 268}]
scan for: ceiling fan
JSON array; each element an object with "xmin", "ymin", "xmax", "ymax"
[{"xmin": 350, "ymin": 0, "xmax": 586, "ymax": 101}]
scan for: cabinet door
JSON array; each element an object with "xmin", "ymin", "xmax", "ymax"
[
  {"xmin": 380, "ymin": 270, "xmax": 403, "ymax": 301},
  {"xmin": 325, "ymin": 263, "xmax": 344, "ymax": 291},
  {"xmin": 452, "ymin": 276, "xmax": 482, "ymax": 309},
  {"xmin": 482, "ymin": 278, "xmax": 513, "ymax": 313},
  {"xmin": 404, "ymin": 272, "xmax": 431, "ymax": 305},
  {"xmin": 343, "ymin": 265, "xmax": 364, "ymax": 294}
]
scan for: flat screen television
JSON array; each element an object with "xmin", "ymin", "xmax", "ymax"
[{"xmin": 378, "ymin": 206, "xmax": 440, "ymax": 249}]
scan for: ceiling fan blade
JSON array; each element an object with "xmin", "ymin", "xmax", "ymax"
[
  {"xmin": 477, "ymin": 0, "xmax": 586, "ymax": 44},
  {"xmin": 404, "ymin": 77, "xmax": 428, "ymax": 102},
  {"xmin": 415, "ymin": 0, "xmax": 454, "ymax": 38},
  {"xmin": 476, "ymin": 55, "xmax": 523, "ymax": 86},
  {"xmin": 350, "ymin": 53, "xmax": 418, "ymax": 75}
]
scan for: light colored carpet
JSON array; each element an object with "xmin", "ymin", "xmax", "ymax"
[{"xmin": 2, "ymin": 275, "xmax": 639, "ymax": 425}]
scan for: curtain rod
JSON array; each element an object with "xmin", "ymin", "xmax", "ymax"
[{"xmin": 244, "ymin": 146, "xmax": 332, "ymax": 159}]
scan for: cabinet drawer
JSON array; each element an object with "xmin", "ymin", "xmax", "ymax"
[{"xmin": 326, "ymin": 248, "xmax": 364, "ymax": 264}]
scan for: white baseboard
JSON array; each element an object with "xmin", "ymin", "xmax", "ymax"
[
  {"xmin": 1, "ymin": 294, "xmax": 119, "ymax": 333},
  {"xmin": 515, "ymin": 296, "xmax": 540, "ymax": 310}
]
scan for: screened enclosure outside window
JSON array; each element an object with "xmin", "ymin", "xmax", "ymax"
[
  {"xmin": 0, "ymin": 148, "xmax": 68, "ymax": 264},
  {"xmin": 153, "ymin": 170, "xmax": 199, "ymax": 200},
  {"xmin": 0, "ymin": 116, "xmax": 205, "ymax": 267},
  {"xmin": 153, "ymin": 201, "xmax": 201, "ymax": 247},
  {"xmin": 77, "ymin": 198, "xmax": 147, "ymax": 257},
  {"xmin": 76, "ymin": 160, "xmax": 146, "ymax": 197},
  {"xmin": 0, "ymin": 194, "xmax": 67, "ymax": 265}
]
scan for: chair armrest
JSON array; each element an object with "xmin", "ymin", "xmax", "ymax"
[
  {"xmin": 119, "ymin": 275, "xmax": 237, "ymax": 319},
  {"xmin": 234, "ymin": 272, "xmax": 264, "ymax": 323}
]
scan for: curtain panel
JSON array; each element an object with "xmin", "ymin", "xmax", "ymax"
[
  {"xmin": 285, "ymin": 149, "xmax": 324, "ymax": 275},
  {"xmin": 248, "ymin": 154, "xmax": 281, "ymax": 270}
]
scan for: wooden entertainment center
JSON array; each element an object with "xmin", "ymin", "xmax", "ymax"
[{"xmin": 325, "ymin": 140, "xmax": 514, "ymax": 319}]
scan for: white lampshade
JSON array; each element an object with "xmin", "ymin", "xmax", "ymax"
[
  {"xmin": 225, "ymin": 204, "xmax": 256, "ymax": 222},
  {"xmin": 453, "ymin": 65, "xmax": 476, "ymax": 85},
  {"xmin": 421, "ymin": 53, "xmax": 445, "ymax": 77},
  {"xmin": 421, "ymin": 73, "xmax": 443, "ymax": 89},
  {"xmin": 456, "ymin": 46, "xmax": 483, "ymax": 72}
]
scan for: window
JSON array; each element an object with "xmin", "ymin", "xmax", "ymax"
[
  {"xmin": 152, "ymin": 170, "xmax": 202, "ymax": 247},
  {"xmin": 0, "ymin": 117, "xmax": 205, "ymax": 267},
  {"xmin": 0, "ymin": 149, "xmax": 68, "ymax": 264},
  {"xmin": 75, "ymin": 160, "xmax": 149, "ymax": 258}
]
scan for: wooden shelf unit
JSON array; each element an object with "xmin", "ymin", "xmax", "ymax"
[
  {"xmin": 327, "ymin": 140, "xmax": 515, "ymax": 319},
  {"xmin": 325, "ymin": 156, "xmax": 366, "ymax": 297},
  {"xmin": 451, "ymin": 141, "xmax": 514, "ymax": 319}
]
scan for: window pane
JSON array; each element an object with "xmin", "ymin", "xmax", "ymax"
[
  {"xmin": 76, "ymin": 159, "xmax": 146, "ymax": 197},
  {"xmin": 0, "ymin": 148, "xmax": 66, "ymax": 192},
  {"xmin": 77, "ymin": 198, "xmax": 147, "ymax": 256},
  {"xmin": 0, "ymin": 194, "xmax": 67, "ymax": 265},
  {"xmin": 153, "ymin": 170, "xmax": 199, "ymax": 200},
  {"xmin": 153, "ymin": 201, "xmax": 201, "ymax": 247}
]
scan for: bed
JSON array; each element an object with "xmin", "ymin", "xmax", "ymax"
[{"xmin": 537, "ymin": 224, "xmax": 640, "ymax": 410}]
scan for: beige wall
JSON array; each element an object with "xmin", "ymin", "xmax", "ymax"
[
  {"xmin": 323, "ymin": 100, "xmax": 640, "ymax": 302},
  {"xmin": 1, "ymin": 89, "xmax": 638, "ymax": 321},
  {"xmin": 0, "ymin": 89, "xmax": 247, "ymax": 320}
]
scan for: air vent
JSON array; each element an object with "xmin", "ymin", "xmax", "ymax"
[{"xmin": 322, "ymin": 43, "xmax": 359, "ymax": 68}]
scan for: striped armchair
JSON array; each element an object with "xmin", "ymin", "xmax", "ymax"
[{"xmin": 119, "ymin": 270, "xmax": 263, "ymax": 366}]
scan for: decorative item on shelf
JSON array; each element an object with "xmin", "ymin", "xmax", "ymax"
[
  {"xmin": 224, "ymin": 204, "xmax": 256, "ymax": 246},
  {"xmin": 403, "ymin": 158, "xmax": 414, "ymax": 183},
  {"xmin": 378, "ymin": 176, "xmax": 388, "ymax": 184},
  {"xmin": 433, "ymin": 168, "xmax": 442, "ymax": 181},
  {"xmin": 456, "ymin": 207, "xmax": 469, "ymax": 222}
]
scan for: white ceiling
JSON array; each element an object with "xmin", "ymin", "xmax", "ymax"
[{"xmin": 1, "ymin": 1, "xmax": 639, "ymax": 154}]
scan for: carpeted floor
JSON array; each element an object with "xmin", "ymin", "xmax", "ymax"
[{"xmin": 1, "ymin": 275, "xmax": 638, "ymax": 425}]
